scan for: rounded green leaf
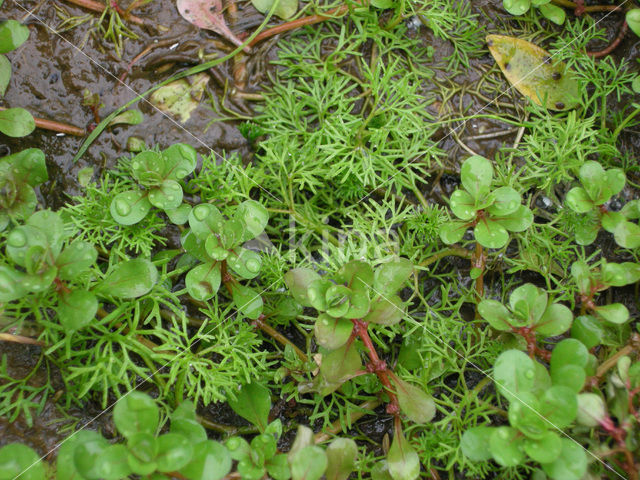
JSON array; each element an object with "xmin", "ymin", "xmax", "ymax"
[
  {"xmin": 510, "ymin": 283, "xmax": 547, "ymax": 325},
  {"xmin": 494, "ymin": 349, "xmax": 536, "ymax": 402},
  {"xmin": 290, "ymin": 445, "xmax": 328, "ymax": 480},
  {"xmin": 251, "ymin": 0, "xmax": 298, "ymax": 19},
  {"xmin": 550, "ymin": 338, "xmax": 588, "ymax": 371},
  {"xmin": 487, "ymin": 186, "xmax": 521, "ymax": 217},
  {"xmin": 489, "ymin": 427, "xmax": 525, "ymax": 467},
  {"xmin": 461, "ymin": 155, "xmax": 493, "ymax": 200},
  {"xmin": 97, "ymin": 258, "xmax": 158, "ymax": 299},
  {"xmin": 574, "ymin": 219, "xmax": 598, "ymax": 245},
  {"xmin": 495, "ymin": 205, "xmax": 533, "ymax": 232},
  {"xmin": 188, "ymin": 203, "xmax": 224, "ymax": 239},
  {"xmin": 5, "ymin": 225, "xmax": 47, "ymax": 268},
  {"xmin": 307, "ymin": 278, "xmax": 331, "ymax": 311},
  {"xmin": 0, "ymin": 54, "xmax": 11, "ymax": 96},
  {"xmin": 550, "ymin": 364, "xmax": 585, "ymax": 393},
  {"xmin": 56, "ymin": 240, "xmax": 97, "ymax": 280},
  {"xmin": 539, "ymin": 2, "xmax": 565, "ymax": 24},
  {"xmin": 478, "ymin": 299, "xmax": 512, "ymax": 331},
  {"xmin": 231, "ymin": 284, "xmax": 263, "ymax": 319},
  {"xmin": 540, "ymin": 385, "xmax": 578, "ymax": 429},
  {"xmin": 0, "ymin": 20, "xmax": 29, "ymax": 53},
  {"xmin": 2, "ymin": 148, "xmax": 47, "ymax": 186},
  {"xmin": 594, "ymin": 303, "xmax": 629, "ymax": 324},
  {"xmin": 56, "ymin": 431, "xmax": 103, "ymax": 480},
  {"xmin": 57, "ymin": 289, "xmax": 98, "ymax": 332},
  {"xmin": 131, "ymin": 150, "xmax": 164, "ymax": 186},
  {"xmin": 541, "ymin": 438, "xmax": 587, "ymax": 480},
  {"xmin": 602, "ymin": 262, "xmax": 640, "ymax": 287},
  {"xmin": 474, "ymin": 218, "xmax": 509, "ymax": 249},
  {"xmin": 0, "ymin": 443, "xmax": 45, "ymax": 480},
  {"xmin": 373, "ymin": 258, "xmax": 413, "ymax": 295},
  {"xmin": 170, "ymin": 418, "xmax": 207, "ymax": 444},
  {"xmin": 284, "ymin": 268, "xmax": 321, "ymax": 307},
  {"xmin": 315, "ymin": 314, "xmax": 353, "ymax": 350},
  {"xmin": 578, "ymin": 161, "xmax": 606, "ymax": 202},
  {"xmin": 148, "ymin": 179, "xmax": 183, "ymax": 210},
  {"xmin": 110, "ymin": 189, "xmax": 152, "ymax": 225},
  {"xmin": 387, "ymin": 430, "xmax": 420, "ymax": 480},
  {"xmin": 571, "ymin": 315, "xmax": 603, "ymax": 349},
  {"xmin": 503, "ymin": 0, "xmax": 530, "ymax": 15},
  {"xmin": 73, "ymin": 435, "xmax": 110, "ymax": 479},
  {"xmin": 319, "ymin": 343, "xmax": 362, "ymax": 385},
  {"xmin": 601, "ymin": 211, "xmax": 625, "ymax": 233},
  {"xmin": 227, "ymin": 247, "xmax": 262, "ymax": 279},
  {"xmin": 325, "ymin": 284, "xmax": 351, "ymax": 318},
  {"xmin": 460, "ymin": 426, "xmax": 494, "ymax": 461},
  {"xmin": 362, "ymin": 295, "xmax": 404, "ymax": 325},
  {"xmin": 523, "ymin": 430, "xmax": 561, "ymax": 464},
  {"xmin": 393, "ymin": 376, "xmax": 436, "ymax": 424},
  {"xmin": 508, "ymin": 392, "xmax": 546, "ymax": 439},
  {"xmin": 156, "ymin": 433, "xmax": 193, "ymax": 472},
  {"xmin": 235, "ymin": 199, "xmax": 269, "ymax": 241},
  {"xmin": 166, "ymin": 203, "xmax": 192, "ymax": 225},
  {"xmin": 626, "ymin": 9, "xmax": 640, "ymax": 38},
  {"xmin": 536, "ymin": 303, "xmax": 572, "ymax": 336},
  {"xmin": 185, "ymin": 262, "xmax": 221, "ymax": 301},
  {"xmin": 565, "ymin": 187, "xmax": 593, "ymax": 213},
  {"xmin": 613, "ymin": 220, "xmax": 640, "ymax": 248},
  {"xmin": 0, "ymin": 108, "xmax": 35, "ymax": 137},
  {"xmin": 439, "ymin": 220, "xmax": 468, "ymax": 244},
  {"xmin": 228, "ymin": 383, "xmax": 271, "ymax": 432},
  {"xmin": 449, "ymin": 189, "xmax": 477, "ymax": 220},
  {"xmin": 576, "ymin": 393, "xmax": 606, "ymax": 427},
  {"xmin": 0, "ymin": 265, "xmax": 27, "ymax": 302},
  {"xmin": 162, "ymin": 143, "xmax": 197, "ymax": 180},
  {"xmin": 113, "ymin": 391, "xmax": 160, "ymax": 438},
  {"xmin": 179, "ymin": 441, "xmax": 231, "ymax": 480},
  {"xmin": 325, "ymin": 438, "xmax": 357, "ymax": 480}
]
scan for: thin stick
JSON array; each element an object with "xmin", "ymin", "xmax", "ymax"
[
  {"xmin": 0, "ymin": 107, "xmax": 85, "ymax": 136},
  {"xmin": 0, "ymin": 332, "xmax": 46, "ymax": 347}
]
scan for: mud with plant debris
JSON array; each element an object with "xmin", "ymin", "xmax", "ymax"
[{"xmin": 1, "ymin": 0, "xmax": 640, "ymax": 477}]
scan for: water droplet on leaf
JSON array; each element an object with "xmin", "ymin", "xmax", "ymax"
[
  {"xmin": 8, "ymin": 230, "xmax": 26, "ymax": 247},
  {"xmin": 115, "ymin": 199, "xmax": 131, "ymax": 216}
]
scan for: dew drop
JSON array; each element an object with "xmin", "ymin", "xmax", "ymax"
[
  {"xmin": 500, "ymin": 429, "xmax": 509, "ymax": 439},
  {"xmin": 8, "ymin": 230, "xmax": 26, "ymax": 248},
  {"xmin": 132, "ymin": 161, "xmax": 140, "ymax": 170},
  {"xmin": 525, "ymin": 369, "xmax": 535, "ymax": 379},
  {"xmin": 167, "ymin": 195, "xmax": 175, "ymax": 202},
  {"xmin": 246, "ymin": 258, "xmax": 260, "ymax": 273},
  {"xmin": 193, "ymin": 204, "xmax": 209, "ymax": 221},
  {"xmin": 115, "ymin": 199, "xmax": 131, "ymax": 216}
]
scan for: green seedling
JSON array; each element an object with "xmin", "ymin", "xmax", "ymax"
[
  {"xmin": 565, "ymin": 161, "xmax": 640, "ymax": 248},
  {"xmin": 462, "ymin": 341, "xmax": 593, "ymax": 479},
  {"xmin": 570, "ymin": 260, "xmax": 640, "ymax": 339},
  {"xmin": 478, "ymin": 283, "xmax": 573, "ymax": 357},
  {"xmin": 1, "ymin": 210, "xmax": 158, "ymax": 331},
  {"xmin": 440, "ymin": 155, "xmax": 533, "ymax": 249},
  {"xmin": 110, "ymin": 143, "xmax": 197, "ymax": 225},
  {"xmin": 502, "ymin": 0, "xmax": 566, "ymax": 25},
  {"xmin": 0, "ymin": 149, "xmax": 47, "ymax": 231},
  {"xmin": 181, "ymin": 199, "xmax": 269, "ymax": 319}
]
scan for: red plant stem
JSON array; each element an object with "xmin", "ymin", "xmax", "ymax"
[
  {"xmin": 248, "ymin": 1, "xmax": 366, "ymax": 48},
  {"xmin": 62, "ymin": 0, "xmax": 146, "ymax": 25},
  {"xmin": 472, "ymin": 242, "xmax": 485, "ymax": 299},
  {"xmin": 513, "ymin": 326, "xmax": 551, "ymax": 362},
  {"xmin": 587, "ymin": 21, "xmax": 628, "ymax": 58},
  {"xmin": 598, "ymin": 416, "xmax": 638, "ymax": 480},
  {"xmin": 352, "ymin": 319, "xmax": 400, "ymax": 415},
  {"xmin": 552, "ymin": 0, "xmax": 625, "ymax": 14},
  {"xmin": 0, "ymin": 107, "xmax": 85, "ymax": 136}
]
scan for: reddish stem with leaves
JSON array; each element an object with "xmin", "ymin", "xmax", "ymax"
[{"xmin": 351, "ymin": 318, "xmax": 400, "ymax": 415}]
